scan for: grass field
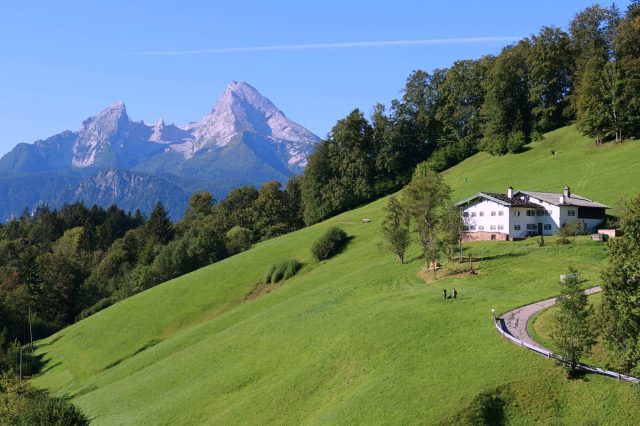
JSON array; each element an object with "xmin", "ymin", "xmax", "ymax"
[{"xmin": 33, "ymin": 126, "xmax": 640, "ymax": 424}]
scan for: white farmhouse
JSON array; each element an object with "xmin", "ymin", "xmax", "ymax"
[{"xmin": 455, "ymin": 186, "xmax": 609, "ymax": 241}]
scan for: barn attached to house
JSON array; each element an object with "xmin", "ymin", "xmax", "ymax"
[{"xmin": 455, "ymin": 186, "xmax": 609, "ymax": 241}]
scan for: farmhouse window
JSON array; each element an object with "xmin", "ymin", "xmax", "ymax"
[
  {"xmin": 526, "ymin": 224, "xmax": 537, "ymax": 230},
  {"xmin": 537, "ymin": 210, "xmax": 544, "ymax": 216},
  {"xmin": 497, "ymin": 225, "xmax": 504, "ymax": 230},
  {"xmin": 544, "ymin": 224, "xmax": 552, "ymax": 230},
  {"xmin": 568, "ymin": 210, "xmax": 576, "ymax": 216},
  {"xmin": 514, "ymin": 225, "xmax": 521, "ymax": 230},
  {"xmin": 526, "ymin": 210, "xmax": 535, "ymax": 216},
  {"xmin": 514, "ymin": 211, "xmax": 521, "ymax": 217},
  {"xmin": 478, "ymin": 225, "xmax": 484, "ymax": 230},
  {"xmin": 490, "ymin": 225, "xmax": 496, "ymax": 230},
  {"xmin": 471, "ymin": 212, "xmax": 476, "ymax": 217},
  {"xmin": 498, "ymin": 211, "xmax": 504, "ymax": 216},
  {"xmin": 463, "ymin": 212, "xmax": 469, "ymax": 217},
  {"xmin": 491, "ymin": 211, "xmax": 496, "ymax": 216},
  {"xmin": 479, "ymin": 211, "xmax": 484, "ymax": 216}
]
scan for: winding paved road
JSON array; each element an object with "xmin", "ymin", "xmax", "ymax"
[{"xmin": 500, "ymin": 286, "xmax": 602, "ymax": 349}]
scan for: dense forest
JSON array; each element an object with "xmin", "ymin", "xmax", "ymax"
[
  {"xmin": 302, "ymin": 2, "xmax": 640, "ymax": 224},
  {"xmin": 1, "ymin": 1, "xmax": 639, "ymax": 374}
]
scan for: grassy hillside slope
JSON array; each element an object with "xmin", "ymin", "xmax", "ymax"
[{"xmin": 33, "ymin": 126, "xmax": 640, "ymax": 424}]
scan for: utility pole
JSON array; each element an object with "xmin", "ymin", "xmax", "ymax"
[{"xmin": 29, "ymin": 306, "xmax": 34, "ymax": 354}]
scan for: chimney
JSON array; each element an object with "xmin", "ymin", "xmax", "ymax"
[
  {"xmin": 507, "ymin": 186, "xmax": 513, "ymax": 198},
  {"xmin": 564, "ymin": 186, "xmax": 570, "ymax": 199},
  {"xmin": 559, "ymin": 195, "xmax": 566, "ymax": 204}
]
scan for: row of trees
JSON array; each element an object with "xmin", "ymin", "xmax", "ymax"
[{"xmin": 302, "ymin": 2, "xmax": 640, "ymax": 225}]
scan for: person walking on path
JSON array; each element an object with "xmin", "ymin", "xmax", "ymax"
[
  {"xmin": 443, "ymin": 288, "xmax": 447, "ymax": 300},
  {"xmin": 453, "ymin": 288, "xmax": 458, "ymax": 300}
]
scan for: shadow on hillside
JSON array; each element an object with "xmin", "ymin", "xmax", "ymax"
[
  {"xmin": 334, "ymin": 235, "xmax": 355, "ymax": 258},
  {"xmin": 477, "ymin": 251, "xmax": 527, "ymax": 262},
  {"xmin": 16, "ymin": 348, "xmax": 59, "ymax": 377},
  {"xmin": 36, "ymin": 334, "xmax": 64, "ymax": 348},
  {"xmin": 70, "ymin": 383, "xmax": 99, "ymax": 399},
  {"xmin": 443, "ymin": 388, "xmax": 507, "ymax": 425}
]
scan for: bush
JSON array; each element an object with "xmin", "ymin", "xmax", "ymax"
[
  {"xmin": 557, "ymin": 222, "xmax": 581, "ymax": 245},
  {"xmin": 225, "ymin": 226, "xmax": 253, "ymax": 254},
  {"xmin": 311, "ymin": 227, "xmax": 349, "ymax": 261},
  {"xmin": 264, "ymin": 258, "xmax": 301, "ymax": 283},
  {"xmin": 0, "ymin": 373, "xmax": 88, "ymax": 426},
  {"xmin": 18, "ymin": 394, "xmax": 89, "ymax": 426}
]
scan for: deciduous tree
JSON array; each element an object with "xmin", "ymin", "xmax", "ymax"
[
  {"xmin": 552, "ymin": 267, "xmax": 594, "ymax": 373},
  {"xmin": 380, "ymin": 197, "xmax": 411, "ymax": 264}
]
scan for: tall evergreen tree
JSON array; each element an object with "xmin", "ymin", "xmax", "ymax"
[{"xmin": 146, "ymin": 201, "xmax": 174, "ymax": 245}]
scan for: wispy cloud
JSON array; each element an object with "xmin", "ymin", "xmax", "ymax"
[{"xmin": 133, "ymin": 36, "xmax": 521, "ymax": 56}]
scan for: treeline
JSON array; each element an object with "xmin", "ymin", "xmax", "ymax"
[
  {"xmin": 301, "ymin": 2, "xmax": 640, "ymax": 224},
  {"xmin": 0, "ymin": 178, "xmax": 304, "ymax": 366}
]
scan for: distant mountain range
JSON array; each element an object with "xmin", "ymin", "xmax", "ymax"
[{"xmin": 0, "ymin": 82, "xmax": 321, "ymax": 221}]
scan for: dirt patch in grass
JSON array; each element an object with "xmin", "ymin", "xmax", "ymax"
[
  {"xmin": 417, "ymin": 262, "xmax": 479, "ymax": 284},
  {"xmin": 244, "ymin": 282, "xmax": 284, "ymax": 301}
]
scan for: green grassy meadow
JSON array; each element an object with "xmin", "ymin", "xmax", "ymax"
[{"xmin": 33, "ymin": 127, "xmax": 640, "ymax": 424}]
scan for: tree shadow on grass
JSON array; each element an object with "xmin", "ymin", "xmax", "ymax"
[
  {"xmin": 477, "ymin": 251, "xmax": 527, "ymax": 262},
  {"xmin": 444, "ymin": 388, "xmax": 508, "ymax": 425}
]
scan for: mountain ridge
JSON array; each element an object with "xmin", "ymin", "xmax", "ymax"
[{"xmin": 0, "ymin": 82, "xmax": 320, "ymax": 221}]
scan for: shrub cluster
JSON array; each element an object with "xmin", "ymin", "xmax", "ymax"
[
  {"xmin": 0, "ymin": 373, "xmax": 89, "ymax": 425},
  {"xmin": 264, "ymin": 258, "xmax": 301, "ymax": 283},
  {"xmin": 311, "ymin": 227, "xmax": 349, "ymax": 261}
]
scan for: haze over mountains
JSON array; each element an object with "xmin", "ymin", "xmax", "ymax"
[{"xmin": 0, "ymin": 81, "xmax": 321, "ymax": 221}]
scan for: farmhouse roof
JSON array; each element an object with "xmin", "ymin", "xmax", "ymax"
[
  {"xmin": 455, "ymin": 192, "xmax": 543, "ymax": 208},
  {"xmin": 456, "ymin": 189, "xmax": 609, "ymax": 209},
  {"xmin": 515, "ymin": 191, "xmax": 609, "ymax": 208}
]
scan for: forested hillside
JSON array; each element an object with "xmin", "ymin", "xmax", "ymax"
[{"xmin": 301, "ymin": 2, "xmax": 640, "ymax": 224}]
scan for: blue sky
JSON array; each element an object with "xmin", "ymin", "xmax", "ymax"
[{"xmin": 0, "ymin": 1, "xmax": 628, "ymax": 157}]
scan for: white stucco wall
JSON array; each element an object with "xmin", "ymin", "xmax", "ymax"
[{"xmin": 461, "ymin": 200, "xmax": 509, "ymax": 235}]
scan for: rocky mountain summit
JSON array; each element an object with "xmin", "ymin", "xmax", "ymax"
[{"xmin": 0, "ymin": 82, "xmax": 320, "ymax": 221}]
